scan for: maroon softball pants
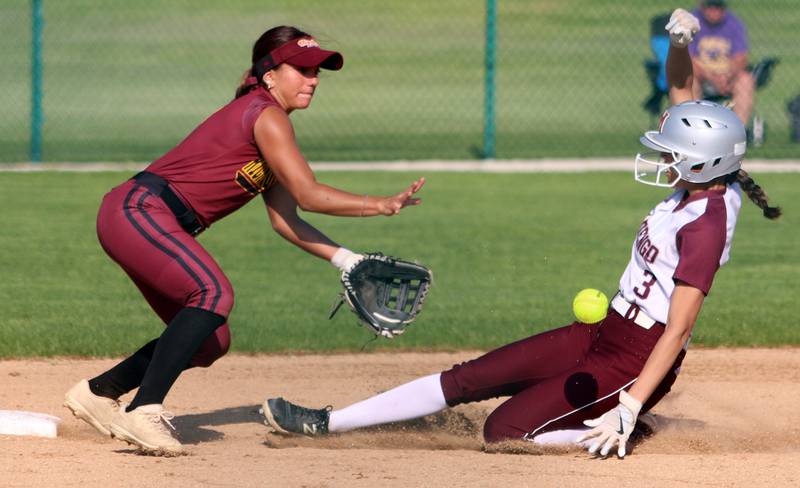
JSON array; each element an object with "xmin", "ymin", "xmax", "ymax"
[
  {"xmin": 96, "ymin": 180, "xmax": 232, "ymax": 367},
  {"xmin": 440, "ymin": 310, "xmax": 683, "ymax": 442}
]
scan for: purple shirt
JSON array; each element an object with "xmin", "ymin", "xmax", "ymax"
[{"xmin": 689, "ymin": 9, "xmax": 749, "ymax": 75}]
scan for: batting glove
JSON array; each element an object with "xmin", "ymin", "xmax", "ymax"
[
  {"xmin": 577, "ymin": 390, "xmax": 642, "ymax": 458},
  {"xmin": 664, "ymin": 8, "xmax": 700, "ymax": 48}
]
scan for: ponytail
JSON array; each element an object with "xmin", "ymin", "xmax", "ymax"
[
  {"xmin": 235, "ymin": 26, "xmax": 311, "ymax": 100},
  {"xmin": 728, "ymin": 169, "xmax": 782, "ymax": 220},
  {"xmin": 234, "ymin": 69, "xmax": 260, "ymax": 99}
]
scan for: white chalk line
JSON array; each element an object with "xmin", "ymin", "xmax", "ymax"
[{"xmin": 2, "ymin": 159, "xmax": 799, "ymax": 173}]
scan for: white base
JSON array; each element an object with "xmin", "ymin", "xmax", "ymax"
[{"xmin": 0, "ymin": 410, "xmax": 61, "ymax": 438}]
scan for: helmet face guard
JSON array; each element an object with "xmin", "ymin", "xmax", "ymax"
[{"xmin": 635, "ymin": 150, "xmax": 683, "ymax": 187}]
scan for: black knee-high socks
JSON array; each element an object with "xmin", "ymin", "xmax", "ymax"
[
  {"xmin": 88, "ymin": 307, "xmax": 225, "ymax": 411},
  {"xmin": 89, "ymin": 339, "xmax": 158, "ymax": 399}
]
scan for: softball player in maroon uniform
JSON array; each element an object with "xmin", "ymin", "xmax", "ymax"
[
  {"xmin": 63, "ymin": 25, "xmax": 425, "ymax": 455},
  {"xmin": 262, "ymin": 9, "xmax": 782, "ymax": 457}
]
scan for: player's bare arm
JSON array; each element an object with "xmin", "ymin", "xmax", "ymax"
[
  {"xmin": 627, "ymin": 283, "xmax": 704, "ymax": 403},
  {"xmin": 254, "ymin": 106, "xmax": 424, "ymax": 217},
  {"xmin": 582, "ymin": 285, "xmax": 703, "ymax": 457},
  {"xmin": 665, "ymin": 8, "xmax": 700, "ymax": 105},
  {"xmin": 667, "ymin": 45, "xmax": 695, "ymax": 105},
  {"xmin": 262, "ymin": 183, "xmax": 341, "ymax": 261}
]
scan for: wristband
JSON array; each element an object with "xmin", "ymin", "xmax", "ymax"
[{"xmin": 331, "ymin": 247, "xmax": 362, "ymax": 272}]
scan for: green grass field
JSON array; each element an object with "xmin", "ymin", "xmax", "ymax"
[
  {"xmin": 3, "ymin": 0, "xmax": 800, "ymax": 162},
  {"xmin": 1, "ymin": 171, "xmax": 796, "ymax": 357}
]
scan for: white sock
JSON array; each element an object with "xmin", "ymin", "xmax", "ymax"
[
  {"xmin": 328, "ymin": 373, "xmax": 447, "ymax": 432},
  {"xmin": 531, "ymin": 428, "xmax": 591, "ymax": 448}
]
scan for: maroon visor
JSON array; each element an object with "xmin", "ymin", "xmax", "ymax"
[{"xmin": 253, "ymin": 37, "xmax": 343, "ymax": 79}]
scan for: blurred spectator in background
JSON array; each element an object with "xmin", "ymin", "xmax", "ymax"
[
  {"xmin": 689, "ymin": 0, "xmax": 754, "ymax": 125},
  {"xmin": 788, "ymin": 93, "xmax": 800, "ymax": 142}
]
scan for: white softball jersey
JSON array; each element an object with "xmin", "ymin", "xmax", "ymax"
[{"xmin": 618, "ymin": 183, "xmax": 742, "ymax": 324}]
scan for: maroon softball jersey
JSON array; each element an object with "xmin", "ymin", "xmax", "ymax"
[
  {"xmin": 95, "ymin": 86, "xmax": 282, "ymax": 367},
  {"xmin": 147, "ymin": 85, "xmax": 281, "ymax": 227}
]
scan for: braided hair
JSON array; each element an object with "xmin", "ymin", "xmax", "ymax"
[{"xmin": 725, "ymin": 169, "xmax": 782, "ymax": 220}]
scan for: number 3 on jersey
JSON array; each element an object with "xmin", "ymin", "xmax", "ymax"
[{"xmin": 634, "ymin": 270, "xmax": 657, "ymax": 299}]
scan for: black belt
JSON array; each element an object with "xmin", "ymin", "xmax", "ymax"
[{"xmin": 132, "ymin": 171, "xmax": 204, "ymax": 236}]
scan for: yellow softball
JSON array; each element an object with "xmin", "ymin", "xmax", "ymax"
[{"xmin": 572, "ymin": 288, "xmax": 609, "ymax": 324}]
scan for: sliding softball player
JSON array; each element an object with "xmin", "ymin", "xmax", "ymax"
[{"xmin": 261, "ymin": 8, "xmax": 782, "ymax": 457}]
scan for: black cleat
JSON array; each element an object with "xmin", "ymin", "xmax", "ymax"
[{"xmin": 261, "ymin": 397, "xmax": 331, "ymax": 436}]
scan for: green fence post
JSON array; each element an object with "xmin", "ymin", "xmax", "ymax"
[
  {"xmin": 483, "ymin": 0, "xmax": 497, "ymax": 160},
  {"xmin": 31, "ymin": 0, "xmax": 43, "ymax": 162}
]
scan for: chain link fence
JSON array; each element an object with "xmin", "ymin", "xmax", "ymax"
[{"xmin": 2, "ymin": 0, "xmax": 798, "ymax": 163}]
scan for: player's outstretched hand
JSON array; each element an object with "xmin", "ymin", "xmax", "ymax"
[
  {"xmin": 577, "ymin": 391, "xmax": 642, "ymax": 458},
  {"xmin": 665, "ymin": 8, "xmax": 700, "ymax": 48},
  {"xmin": 378, "ymin": 177, "xmax": 425, "ymax": 216}
]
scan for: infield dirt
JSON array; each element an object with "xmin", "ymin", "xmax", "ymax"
[{"xmin": 2, "ymin": 349, "xmax": 799, "ymax": 487}]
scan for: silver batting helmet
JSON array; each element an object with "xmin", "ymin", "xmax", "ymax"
[{"xmin": 635, "ymin": 100, "xmax": 746, "ymax": 187}]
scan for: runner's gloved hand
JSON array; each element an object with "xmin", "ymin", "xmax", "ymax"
[
  {"xmin": 665, "ymin": 8, "xmax": 701, "ymax": 48},
  {"xmin": 577, "ymin": 390, "xmax": 642, "ymax": 458}
]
